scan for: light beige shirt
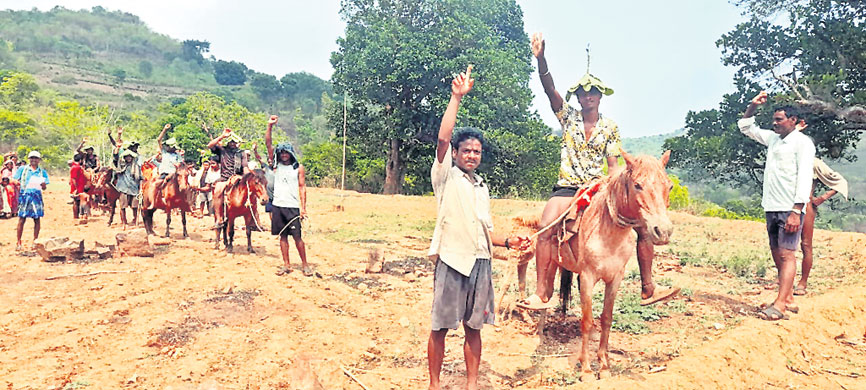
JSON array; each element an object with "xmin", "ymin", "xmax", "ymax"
[{"xmin": 428, "ymin": 145, "xmax": 493, "ymax": 276}]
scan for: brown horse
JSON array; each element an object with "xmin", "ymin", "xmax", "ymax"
[
  {"xmin": 91, "ymin": 168, "xmax": 121, "ymax": 225},
  {"xmin": 141, "ymin": 163, "xmax": 193, "ymax": 237},
  {"xmin": 556, "ymin": 151, "xmax": 673, "ymax": 382},
  {"xmin": 214, "ymin": 171, "xmax": 268, "ymax": 253}
]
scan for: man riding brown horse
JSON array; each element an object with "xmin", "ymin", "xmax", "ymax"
[
  {"xmin": 207, "ymin": 128, "xmax": 251, "ymax": 235},
  {"xmin": 520, "ymin": 32, "xmax": 678, "ymax": 310}
]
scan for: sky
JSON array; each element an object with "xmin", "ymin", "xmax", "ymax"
[{"xmin": 0, "ymin": 0, "xmax": 747, "ymax": 138}]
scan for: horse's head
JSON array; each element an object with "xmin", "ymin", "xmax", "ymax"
[
  {"xmin": 249, "ymin": 169, "xmax": 269, "ymax": 204},
  {"xmin": 175, "ymin": 162, "xmax": 191, "ymax": 191},
  {"xmin": 92, "ymin": 168, "xmax": 109, "ymax": 188},
  {"xmin": 616, "ymin": 150, "xmax": 674, "ymax": 245}
]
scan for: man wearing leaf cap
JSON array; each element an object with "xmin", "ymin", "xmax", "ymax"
[{"xmin": 518, "ymin": 33, "xmax": 678, "ymax": 311}]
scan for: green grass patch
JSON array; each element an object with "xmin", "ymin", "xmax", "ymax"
[{"xmin": 593, "ymin": 292, "xmax": 669, "ymax": 335}]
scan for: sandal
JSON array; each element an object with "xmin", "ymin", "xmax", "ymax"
[
  {"xmin": 641, "ymin": 287, "xmax": 681, "ymax": 306},
  {"xmin": 760, "ymin": 302, "xmax": 798, "ymax": 314},
  {"xmin": 758, "ymin": 305, "xmax": 789, "ymax": 321},
  {"xmin": 302, "ymin": 266, "xmax": 314, "ymax": 277},
  {"xmin": 793, "ymin": 286, "xmax": 807, "ymax": 296},
  {"xmin": 275, "ymin": 266, "xmax": 291, "ymax": 276}
]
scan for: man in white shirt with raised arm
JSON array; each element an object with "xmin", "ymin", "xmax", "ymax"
[{"xmin": 739, "ymin": 91, "xmax": 815, "ymax": 321}]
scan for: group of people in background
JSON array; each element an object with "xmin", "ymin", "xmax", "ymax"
[{"xmin": 4, "ymin": 117, "xmax": 312, "ymax": 276}]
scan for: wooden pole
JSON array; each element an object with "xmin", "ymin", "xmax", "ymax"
[
  {"xmin": 341, "ymin": 93, "xmax": 347, "ymax": 192},
  {"xmin": 338, "ymin": 93, "xmax": 347, "ymax": 211}
]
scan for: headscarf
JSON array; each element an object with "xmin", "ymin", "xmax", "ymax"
[{"xmin": 274, "ymin": 142, "xmax": 299, "ymax": 169}]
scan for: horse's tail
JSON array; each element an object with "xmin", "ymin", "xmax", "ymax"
[{"xmin": 559, "ymin": 268, "xmax": 573, "ymax": 315}]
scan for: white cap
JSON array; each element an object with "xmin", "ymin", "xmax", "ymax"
[{"xmin": 27, "ymin": 151, "xmax": 42, "ymax": 159}]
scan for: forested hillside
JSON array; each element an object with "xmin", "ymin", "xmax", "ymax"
[
  {"xmin": 0, "ymin": 6, "xmax": 337, "ymax": 174},
  {"xmin": 0, "ymin": 6, "xmax": 332, "ymax": 115}
]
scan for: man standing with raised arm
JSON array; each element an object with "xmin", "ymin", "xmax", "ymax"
[
  {"xmin": 426, "ymin": 65, "xmax": 530, "ymax": 390},
  {"xmin": 520, "ymin": 33, "xmax": 678, "ymax": 310},
  {"xmin": 739, "ymin": 91, "xmax": 815, "ymax": 320},
  {"xmin": 265, "ymin": 115, "xmax": 311, "ymax": 277}
]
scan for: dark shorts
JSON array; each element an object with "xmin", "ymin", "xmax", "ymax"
[
  {"xmin": 271, "ymin": 205, "xmax": 301, "ymax": 238},
  {"xmin": 119, "ymin": 193, "xmax": 139, "ymax": 209},
  {"xmin": 551, "ymin": 185, "xmax": 578, "ymax": 198},
  {"xmin": 264, "ymin": 201, "xmax": 273, "ymax": 213},
  {"xmin": 766, "ymin": 211, "xmax": 805, "ymax": 251},
  {"xmin": 431, "ymin": 258, "xmax": 495, "ymax": 331}
]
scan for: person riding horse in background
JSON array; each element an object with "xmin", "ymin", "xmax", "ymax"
[
  {"xmin": 152, "ymin": 123, "xmax": 183, "ymax": 198},
  {"xmin": 109, "ymin": 126, "xmax": 143, "ymax": 167},
  {"xmin": 208, "ymin": 127, "xmax": 250, "ymax": 230},
  {"xmin": 519, "ymin": 32, "xmax": 678, "ymax": 310},
  {"xmin": 112, "ymin": 145, "xmax": 143, "ymax": 228},
  {"xmin": 265, "ymin": 115, "xmax": 311, "ymax": 276},
  {"xmin": 75, "ymin": 138, "xmax": 100, "ymax": 170}
]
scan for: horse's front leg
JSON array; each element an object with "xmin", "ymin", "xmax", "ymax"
[
  {"xmin": 165, "ymin": 210, "xmax": 172, "ymax": 238},
  {"xmin": 578, "ymin": 272, "xmax": 597, "ymax": 382},
  {"xmin": 245, "ymin": 215, "xmax": 254, "ymax": 254},
  {"xmin": 181, "ymin": 210, "xmax": 188, "ymax": 238},
  {"xmin": 597, "ymin": 275, "xmax": 624, "ymax": 379},
  {"xmin": 225, "ymin": 218, "xmax": 234, "ymax": 253},
  {"xmin": 214, "ymin": 220, "xmax": 222, "ymax": 250},
  {"xmin": 107, "ymin": 201, "xmax": 116, "ymax": 226}
]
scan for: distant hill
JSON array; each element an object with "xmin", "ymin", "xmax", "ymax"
[
  {"xmin": 622, "ymin": 128, "xmax": 686, "ymax": 157},
  {"xmin": 0, "ymin": 6, "xmax": 331, "ymax": 114}
]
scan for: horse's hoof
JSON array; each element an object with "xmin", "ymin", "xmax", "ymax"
[
  {"xmin": 579, "ymin": 373, "xmax": 596, "ymax": 382},
  {"xmin": 598, "ymin": 370, "xmax": 611, "ymax": 379}
]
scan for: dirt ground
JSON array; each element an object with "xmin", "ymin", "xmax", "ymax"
[{"xmin": 1, "ymin": 185, "xmax": 865, "ymax": 389}]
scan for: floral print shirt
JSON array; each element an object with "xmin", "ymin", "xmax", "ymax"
[{"xmin": 555, "ymin": 102, "xmax": 623, "ymax": 187}]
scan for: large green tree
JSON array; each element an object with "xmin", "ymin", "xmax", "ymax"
[
  {"xmin": 665, "ymin": 0, "xmax": 865, "ymax": 190},
  {"xmin": 330, "ymin": 0, "xmax": 555, "ymax": 195}
]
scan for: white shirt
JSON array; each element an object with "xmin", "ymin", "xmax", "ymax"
[
  {"xmin": 204, "ymin": 168, "xmax": 220, "ymax": 185},
  {"xmin": 738, "ymin": 117, "xmax": 815, "ymax": 212},
  {"xmin": 158, "ymin": 149, "xmax": 180, "ymax": 175},
  {"xmin": 272, "ymin": 163, "xmax": 300, "ymax": 208}
]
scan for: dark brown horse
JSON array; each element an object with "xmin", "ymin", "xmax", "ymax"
[
  {"xmin": 555, "ymin": 151, "xmax": 673, "ymax": 382},
  {"xmin": 141, "ymin": 163, "xmax": 193, "ymax": 237},
  {"xmin": 91, "ymin": 168, "xmax": 122, "ymax": 225},
  {"xmin": 214, "ymin": 171, "xmax": 268, "ymax": 253}
]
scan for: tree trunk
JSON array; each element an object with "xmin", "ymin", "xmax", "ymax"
[{"xmin": 383, "ymin": 138, "xmax": 405, "ymax": 194}]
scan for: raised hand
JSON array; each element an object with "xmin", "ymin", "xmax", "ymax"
[
  {"xmin": 451, "ymin": 64, "xmax": 474, "ymax": 97},
  {"xmin": 795, "ymin": 119, "xmax": 808, "ymax": 132},
  {"xmin": 751, "ymin": 91, "xmax": 768, "ymax": 106},
  {"xmin": 222, "ymin": 128, "xmax": 232, "ymax": 138},
  {"xmin": 268, "ymin": 115, "xmax": 279, "ymax": 126},
  {"xmin": 531, "ymin": 32, "xmax": 545, "ymax": 58},
  {"xmin": 163, "ymin": 123, "xmax": 172, "ymax": 131},
  {"xmin": 252, "ymin": 142, "xmax": 258, "ymax": 151}
]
